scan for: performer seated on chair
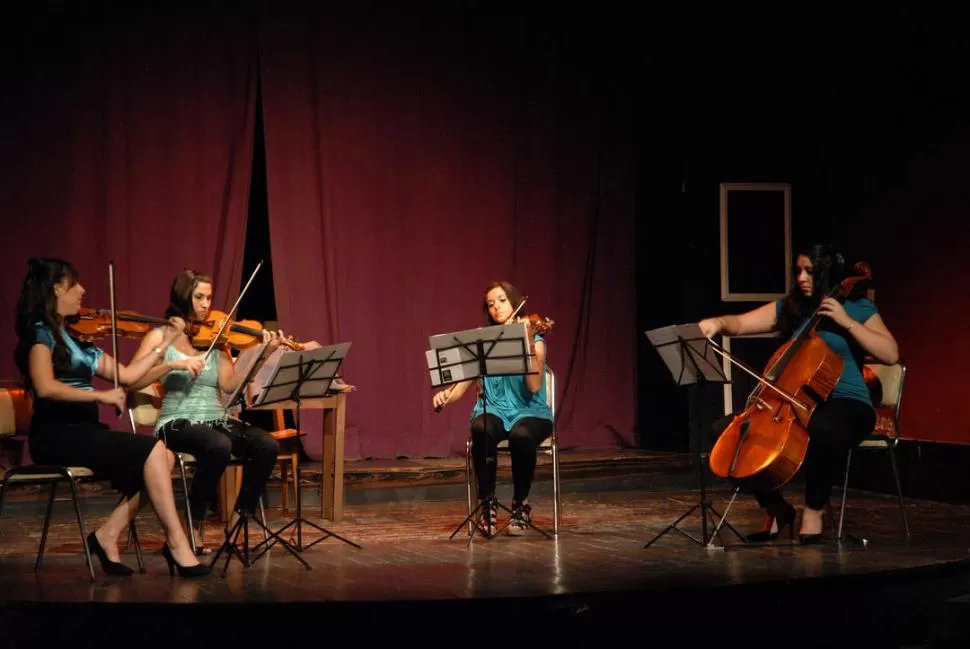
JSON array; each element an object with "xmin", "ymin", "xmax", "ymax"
[
  {"xmin": 698, "ymin": 244, "xmax": 899, "ymax": 544},
  {"xmin": 128, "ymin": 268, "xmax": 282, "ymax": 554},
  {"xmin": 13, "ymin": 257, "xmax": 210, "ymax": 577},
  {"xmin": 431, "ymin": 281, "xmax": 553, "ymax": 536}
]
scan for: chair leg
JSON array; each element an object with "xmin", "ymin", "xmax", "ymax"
[
  {"xmin": 258, "ymin": 496, "xmax": 268, "ymax": 542},
  {"xmin": 837, "ymin": 449, "xmax": 853, "ymax": 542},
  {"xmin": 36, "ymin": 482, "xmax": 57, "ymax": 573},
  {"xmin": 887, "ymin": 445, "xmax": 911, "ymax": 540},
  {"xmin": 129, "ymin": 519, "xmax": 146, "ymax": 574},
  {"xmin": 177, "ymin": 457, "xmax": 197, "ymax": 556},
  {"xmin": 465, "ymin": 439, "xmax": 475, "ymax": 537},
  {"xmin": 551, "ymin": 440, "xmax": 561, "ymax": 536},
  {"xmin": 0, "ymin": 478, "xmax": 9, "ymax": 517},
  {"xmin": 68, "ymin": 479, "xmax": 96, "ymax": 583},
  {"xmin": 280, "ymin": 461, "xmax": 290, "ymax": 516}
]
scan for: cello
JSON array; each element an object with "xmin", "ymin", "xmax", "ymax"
[{"xmin": 706, "ymin": 262, "xmax": 873, "ymax": 495}]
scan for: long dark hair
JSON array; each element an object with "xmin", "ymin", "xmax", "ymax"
[
  {"xmin": 776, "ymin": 244, "xmax": 846, "ymax": 338},
  {"xmin": 482, "ymin": 281, "xmax": 525, "ymax": 326},
  {"xmin": 165, "ymin": 269, "xmax": 213, "ymax": 321},
  {"xmin": 14, "ymin": 257, "xmax": 80, "ymax": 388}
]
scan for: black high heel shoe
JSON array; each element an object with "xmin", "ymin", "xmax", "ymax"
[
  {"xmin": 161, "ymin": 543, "xmax": 211, "ymax": 578},
  {"xmin": 745, "ymin": 504, "xmax": 796, "ymax": 542},
  {"xmin": 799, "ymin": 533, "xmax": 823, "ymax": 545},
  {"xmin": 86, "ymin": 531, "xmax": 135, "ymax": 576}
]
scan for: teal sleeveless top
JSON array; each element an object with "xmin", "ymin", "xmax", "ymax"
[
  {"xmin": 775, "ymin": 297, "xmax": 878, "ymax": 407},
  {"xmin": 469, "ymin": 333, "xmax": 554, "ymax": 430},
  {"xmin": 154, "ymin": 345, "xmax": 227, "ymax": 432}
]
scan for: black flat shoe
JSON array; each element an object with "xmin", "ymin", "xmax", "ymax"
[
  {"xmin": 799, "ymin": 533, "xmax": 823, "ymax": 545},
  {"xmin": 86, "ymin": 531, "xmax": 135, "ymax": 576}
]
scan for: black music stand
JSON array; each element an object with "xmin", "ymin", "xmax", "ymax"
[
  {"xmin": 428, "ymin": 323, "xmax": 552, "ymax": 542},
  {"xmin": 249, "ymin": 343, "xmax": 362, "ymax": 552},
  {"xmin": 642, "ymin": 323, "xmax": 747, "ymax": 550},
  {"xmin": 208, "ymin": 342, "xmax": 312, "ymax": 575}
]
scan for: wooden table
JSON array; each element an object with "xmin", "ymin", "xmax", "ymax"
[{"xmin": 217, "ymin": 392, "xmax": 348, "ymax": 522}]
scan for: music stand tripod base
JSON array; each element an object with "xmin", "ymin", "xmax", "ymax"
[
  {"xmin": 642, "ymin": 324, "xmax": 749, "ymax": 550},
  {"xmin": 211, "ymin": 509, "xmax": 312, "ymax": 575}
]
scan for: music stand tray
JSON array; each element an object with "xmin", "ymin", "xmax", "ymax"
[
  {"xmin": 249, "ymin": 342, "xmax": 362, "ymax": 552},
  {"xmin": 427, "ymin": 323, "xmax": 552, "ymax": 542},
  {"xmin": 643, "ymin": 323, "xmax": 747, "ymax": 551}
]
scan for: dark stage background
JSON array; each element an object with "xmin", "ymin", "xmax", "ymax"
[{"xmin": 1, "ymin": 1, "xmax": 969, "ymax": 464}]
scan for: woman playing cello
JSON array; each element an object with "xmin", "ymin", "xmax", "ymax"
[{"xmin": 699, "ymin": 244, "xmax": 899, "ymax": 543}]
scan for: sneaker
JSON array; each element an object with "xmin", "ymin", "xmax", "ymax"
[
  {"xmin": 478, "ymin": 497, "xmax": 498, "ymax": 536},
  {"xmin": 507, "ymin": 502, "xmax": 532, "ymax": 536}
]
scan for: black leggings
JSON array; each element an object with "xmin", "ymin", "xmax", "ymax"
[
  {"xmin": 159, "ymin": 418, "xmax": 279, "ymax": 519},
  {"xmin": 713, "ymin": 397, "xmax": 875, "ymax": 516},
  {"xmin": 471, "ymin": 414, "xmax": 553, "ymax": 503}
]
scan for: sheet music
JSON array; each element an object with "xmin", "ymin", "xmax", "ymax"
[
  {"xmin": 251, "ymin": 341, "xmax": 351, "ymax": 407},
  {"xmin": 427, "ymin": 322, "xmax": 533, "ymax": 386}
]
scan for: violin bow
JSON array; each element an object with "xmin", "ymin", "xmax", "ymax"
[
  {"xmin": 199, "ymin": 259, "xmax": 263, "ymax": 364},
  {"xmin": 108, "ymin": 260, "xmax": 122, "ymax": 419},
  {"xmin": 703, "ymin": 337, "xmax": 809, "ymax": 412},
  {"xmin": 509, "ymin": 296, "xmax": 527, "ymax": 322}
]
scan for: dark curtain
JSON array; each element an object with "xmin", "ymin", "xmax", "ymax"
[
  {"xmin": 0, "ymin": 4, "xmax": 258, "ymax": 405},
  {"xmin": 257, "ymin": 3, "xmax": 636, "ymax": 459}
]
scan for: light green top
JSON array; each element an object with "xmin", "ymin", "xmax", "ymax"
[{"xmin": 154, "ymin": 345, "xmax": 227, "ymax": 433}]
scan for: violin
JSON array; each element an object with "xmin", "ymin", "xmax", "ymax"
[
  {"xmin": 706, "ymin": 262, "xmax": 873, "ymax": 494},
  {"xmin": 520, "ymin": 314, "xmax": 555, "ymax": 336},
  {"xmin": 66, "ymin": 308, "xmax": 188, "ymax": 342},
  {"xmin": 191, "ymin": 309, "xmax": 304, "ymax": 351}
]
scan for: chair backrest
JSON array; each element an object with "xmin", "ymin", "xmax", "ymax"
[
  {"xmin": 128, "ymin": 382, "xmax": 165, "ymax": 431},
  {"xmin": 540, "ymin": 366, "xmax": 556, "ymax": 448},
  {"xmin": 863, "ymin": 361, "xmax": 906, "ymax": 444},
  {"xmin": 0, "ymin": 386, "xmax": 32, "ymax": 437}
]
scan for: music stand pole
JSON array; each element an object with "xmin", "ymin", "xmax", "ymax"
[
  {"xmin": 209, "ymin": 344, "xmax": 312, "ymax": 573},
  {"xmin": 642, "ymin": 325, "xmax": 747, "ymax": 550},
  {"xmin": 261, "ymin": 349, "xmax": 362, "ymax": 551}
]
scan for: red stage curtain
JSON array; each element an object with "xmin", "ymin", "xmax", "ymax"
[{"xmin": 257, "ymin": 4, "xmax": 636, "ymax": 459}]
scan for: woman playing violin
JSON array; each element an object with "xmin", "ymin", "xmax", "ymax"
[
  {"xmin": 128, "ymin": 269, "xmax": 282, "ymax": 553},
  {"xmin": 699, "ymin": 244, "xmax": 899, "ymax": 544},
  {"xmin": 14, "ymin": 258, "xmax": 208, "ymax": 577},
  {"xmin": 431, "ymin": 281, "xmax": 554, "ymax": 536}
]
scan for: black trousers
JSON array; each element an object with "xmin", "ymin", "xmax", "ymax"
[
  {"xmin": 471, "ymin": 414, "xmax": 553, "ymax": 503},
  {"xmin": 713, "ymin": 397, "xmax": 876, "ymax": 516},
  {"xmin": 159, "ymin": 418, "xmax": 279, "ymax": 519}
]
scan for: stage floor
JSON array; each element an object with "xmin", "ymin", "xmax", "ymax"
[{"xmin": 2, "ymin": 450, "xmax": 970, "ymax": 645}]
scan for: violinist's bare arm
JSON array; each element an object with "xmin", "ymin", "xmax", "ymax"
[
  {"xmin": 432, "ymin": 379, "xmax": 474, "ymax": 411},
  {"xmin": 217, "ymin": 346, "xmax": 240, "ymax": 393},
  {"xmin": 99, "ymin": 324, "xmax": 185, "ymax": 387},
  {"xmin": 698, "ymin": 301, "xmax": 778, "ymax": 339},
  {"xmin": 126, "ymin": 324, "xmax": 203, "ymax": 391},
  {"xmin": 29, "ymin": 344, "xmax": 123, "ymax": 408}
]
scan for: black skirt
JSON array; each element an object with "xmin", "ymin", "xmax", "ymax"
[{"xmin": 28, "ymin": 400, "xmax": 158, "ymax": 497}]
